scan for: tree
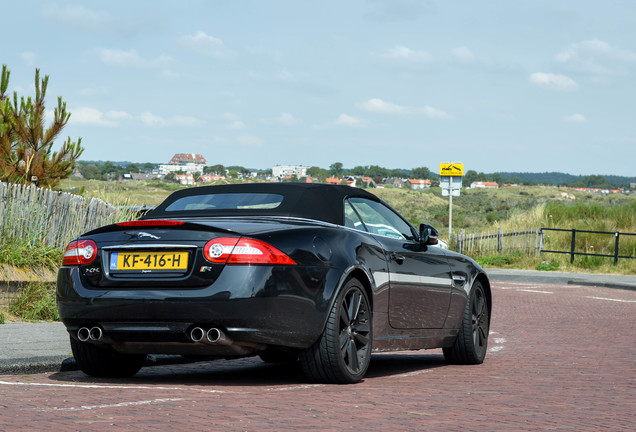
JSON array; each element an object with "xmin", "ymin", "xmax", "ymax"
[
  {"xmin": 0, "ymin": 65, "xmax": 83, "ymax": 188},
  {"xmin": 204, "ymin": 164, "xmax": 225, "ymax": 175},
  {"xmin": 307, "ymin": 166, "xmax": 329, "ymax": 180},
  {"xmin": 329, "ymin": 162, "xmax": 343, "ymax": 177},
  {"xmin": 410, "ymin": 166, "xmax": 431, "ymax": 179}
]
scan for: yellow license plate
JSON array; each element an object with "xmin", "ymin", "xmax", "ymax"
[{"xmin": 109, "ymin": 251, "xmax": 188, "ymax": 271}]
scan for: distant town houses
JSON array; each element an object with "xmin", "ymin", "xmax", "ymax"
[
  {"xmin": 406, "ymin": 179, "xmax": 432, "ymax": 190},
  {"xmin": 115, "ymin": 153, "xmax": 438, "ymax": 189},
  {"xmin": 272, "ymin": 165, "xmax": 308, "ymax": 179},
  {"xmin": 175, "ymin": 174, "xmax": 195, "ymax": 185},
  {"xmin": 470, "ymin": 181, "xmax": 499, "ymax": 189}
]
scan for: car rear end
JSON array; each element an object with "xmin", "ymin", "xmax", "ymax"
[{"xmin": 57, "ymin": 218, "xmax": 338, "ymax": 357}]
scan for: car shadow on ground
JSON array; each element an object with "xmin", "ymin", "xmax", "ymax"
[{"xmin": 47, "ymin": 351, "xmax": 448, "ymax": 387}]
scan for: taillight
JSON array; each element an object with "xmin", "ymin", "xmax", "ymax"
[
  {"xmin": 117, "ymin": 220, "xmax": 185, "ymax": 227},
  {"xmin": 203, "ymin": 237, "xmax": 296, "ymax": 265},
  {"xmin": 63, "ymin": 239, "xmax": 98, "ymax": 266}
]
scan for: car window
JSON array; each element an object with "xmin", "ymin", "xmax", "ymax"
[
  {"xmin": 165, "ymin": 193, "xmax": 283, "ymax": 211},
  {"xmin": 344, "ymin": 201, "xmax": 367, "ymax": 231},
  {"xmin": 347, "ymin": 198, "xmax": 415, "ymax": 240}
]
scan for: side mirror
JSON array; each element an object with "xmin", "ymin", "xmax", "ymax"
[{"xmin": 419, "ymin": 223, "xmax": 439, "ymax": 246}]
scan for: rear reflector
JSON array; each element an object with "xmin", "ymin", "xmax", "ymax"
[
  {"xmin": 117, "ymin": 220, "xmax": 185, "ymax": 227},
  {"xmin": 204, "ymin": 237, "xmax": 296, "ymax": 265},
  {"xmin": 63, "ymin": 239, "xmax": 98, "ymax": 266}
]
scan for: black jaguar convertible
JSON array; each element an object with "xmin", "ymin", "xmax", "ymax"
[{"xmin": 57, "ymin": 183, "xmax": 491, "ymax": 383}]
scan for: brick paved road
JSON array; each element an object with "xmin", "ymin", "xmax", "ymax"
[{"xmin": 1, "ymin": 281, "xmax": 635, "ymax": 431}]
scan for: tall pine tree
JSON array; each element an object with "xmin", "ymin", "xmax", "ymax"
[{"xmin": 0, "ymin": 65, "xmax": 83, "ymax": 188}]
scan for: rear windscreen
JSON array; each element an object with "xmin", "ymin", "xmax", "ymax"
[{"xmin": 164, "ymin": 193, "xmax": 284, "ymax": 211}]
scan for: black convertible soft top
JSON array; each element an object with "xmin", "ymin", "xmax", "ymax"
[{"xmin": 144, "ymin": 183, "xmax": 383, "ymax": 226}]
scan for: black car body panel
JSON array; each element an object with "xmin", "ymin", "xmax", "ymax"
[{"xmin": 57, "ymin": 183, "xmax": 491, "ymax": 378}]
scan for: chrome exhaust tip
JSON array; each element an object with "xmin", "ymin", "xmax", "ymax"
[
  {"xmin": 77, "ymin": 327, "xmax": 90, "ymax": 342},
  {"xmin": 190, "ymin": 327, "xmax": 205, "ymax": 343},
  {"xmin": 89, "ymin": 326, "xmax": 103, "ymax": 341},
  {"xmin": 206, "ymin": 328, "xmax": 231, "ymax": 346}
]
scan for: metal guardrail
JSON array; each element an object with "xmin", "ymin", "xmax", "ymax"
[{"xmin": 540, "ymin": 227, "xmax": 636, "ymax": 266}]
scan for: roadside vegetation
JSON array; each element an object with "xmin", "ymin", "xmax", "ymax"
[{"xmin": 57, "ymin": 179, "xmax": 635, "ymax": 274}]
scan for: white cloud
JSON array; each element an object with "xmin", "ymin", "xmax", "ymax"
[
  {"xmin": 565, "ymin": 114, "xmax": 587, "ymax": 123},
  {"xmin": 99, "ymin": 49, "xmax": 173, "ymax": 68},
  {"xmin": 359, "ymin": 98, "xmax": 407, "ymax": 114},
  {"xmin": 40, "ymin": 4, "xmax": 110, "ymax": 32},
  {"xmin": 222, "ymin": 112, "xmax": 240, "ymax": 121},
  {"xmin": 180, "ymin": 31, "xmax": 228, "ymax": 57},
  {"xmin": 140, "ymin": 112, "xmax": 205, "ymax": 127},
  {"xmin": 229, "ymin": 120, "xmax": 246, "ymax": 130},
  {"xmin": 357, "ymin": 98, "xmax": 453, "ymax": 119},
  {"xmin": 20, "ymin": 51, "xmax": 37, "ymax": 67},
  {"xmin": 451, "ymin": 47, "xmax": 475, "ymax": 62},
  {"xmin": 557, "ymin": 39, "xmax": 636, "ymax": 63},
  {"xmin": 529, "ymin": 73, "xmax": 578, "ymax": 91},
  {"xmin": 335, "ymin": 113, "xmax": 366, "ymax": 127},
  {"xmin": 237, "ymin": 134, "xmax": 264, "ymax": 146},
  {"xmin": 386, "ymin": 45, "xmax": 432, "ymax": 62},
  {"xmin": 556, "ymin": 39, "xmax": 636, "ymax": 76},
  {"xmin": 70, "ymin": 107, "xmax": 129, "ymax": 127},
  {"xmin": 278, "ymin": 113, "xmax": 299, "ymax": 126}
]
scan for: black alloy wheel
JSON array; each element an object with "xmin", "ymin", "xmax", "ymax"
[
  {"xmin": 443, "ymin": 280, "xmax": 490, "ymax": 364},
  {"xmin": 300, "ymin": 278, "xmax": 372, "ymax": 383}
]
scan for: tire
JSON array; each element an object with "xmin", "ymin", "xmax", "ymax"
[
  {"xmin": 70, "ymin": 336, "xmax": 147, "ymax": 378},
  {"xmin": 300, "ymin": 278, "xmax": 372, "ymax": 384},
  {"xmin": 443, "ymin": 280, "xmax": 490, "ymax": 364}
]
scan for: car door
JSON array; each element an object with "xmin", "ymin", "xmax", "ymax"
[{"xmin": 346, "ymin": 197, "xmax": 453, "ymax": 329}]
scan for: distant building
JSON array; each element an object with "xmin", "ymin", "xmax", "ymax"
[
  {"xmin": 325, "ymin": 177, "xmax": 341, "ymax": 185},
  {"xmin": 406, "ymin": 179, "xmax": 432, "ymax": 190},
  {"xmin": 175, "ymin": 174, "xmax": 195, "ymax": 185},
  {"xmin": 272, "ymin": 165, "xmax": 309, "ymax": 179},
  {"xmin": 198, "ymin": 174, "xmax": 226, "ymax": 183},
  {"xmin": 159, "ymin": 153, "xmax": 207, "ymax": 176},
  {"xmin": 470, "ymin": 181, "xmax": 499, "ymax": 189},
  {"xmin": 384, "ymin": 178, "xmax": 404, "ymax": 188}
]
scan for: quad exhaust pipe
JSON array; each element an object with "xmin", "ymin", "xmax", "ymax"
[
  {"xmin": 77, "ymin": 326, "xmax": 103, "ymax": 342},
  {"xmin": 189, "ymin": 327, "xmax": 232, "ymax": 346}
]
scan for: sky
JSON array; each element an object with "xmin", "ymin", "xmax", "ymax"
[{"xmin": 2, "ymin": 1, "xmax": 635, "ymax": 177}]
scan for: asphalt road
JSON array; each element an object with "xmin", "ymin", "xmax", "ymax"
[{"xmin": 1, "ymin": 275, "xmax": 634, "ymax": 431}]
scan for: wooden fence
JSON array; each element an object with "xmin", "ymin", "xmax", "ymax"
[
  {"xmin": 454, "ymin": 228, "xmax": 544, "ymax": 257},
  {"xmin": 0, "ymin": 181, "xmax": 119, "ymax": 250}
]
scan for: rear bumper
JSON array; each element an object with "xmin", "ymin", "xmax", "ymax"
[{"xmin": 57, "ymin": 264, "xmax": 340, "ymax": 353}]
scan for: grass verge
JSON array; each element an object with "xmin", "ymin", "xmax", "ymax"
[
  {"xmin": 9, "ymin": 282, "xmax": 59, "ymax": 321},
  {"xmin": 0, "ymin": 240, "xmax": 62, "ymax": 270}
]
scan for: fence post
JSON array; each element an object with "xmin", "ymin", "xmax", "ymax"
[
  {"xmin": 497, "ymin": 228, "xmax": 503, "ymax": 253},
  {"xmin": 614, "ymin": 232, "xmax": 620, "ymax": 266},
  {"xmin": 458, "ymin": 229, "xmax": 466, "ymax": 254},
  {"xmin": 570, "ymin": 229, "xmax": 576, "ymax": 264}
]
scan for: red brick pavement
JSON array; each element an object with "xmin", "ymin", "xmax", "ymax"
[{"xmin": 1, "ymin": 281, "xmax": 635, "ymax": 431}]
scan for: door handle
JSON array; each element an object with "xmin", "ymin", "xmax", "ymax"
[{"xmin": 390, "ymin": 253, "xmax": 405, "ymax": 264}]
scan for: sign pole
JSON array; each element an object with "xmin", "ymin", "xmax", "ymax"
[
  {"xmin": 448, "ymin": 177, "xmax": 453, "ymax": 239},
  {"xmin": 439, "ymin": 163, "xmax": 464, "ymax": 243}
]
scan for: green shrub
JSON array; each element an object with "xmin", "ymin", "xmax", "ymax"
[
  {"xmin": 477, "ymin": 253, "xmax": 522, "ymax": 267},
  {"xmin": 0, "ymin": 310, "xmax": 5, "ymax": 324},
  {"xmin": 0, "ymin": 240, "xmax": 62, "ymax": 269},
  {"xmin": 9, "ymin": 282, "xmax": 59, "ymax": 321},
  {"xmin": 536, "ymin": 261, "xmax": 559, "ymax": 271}
]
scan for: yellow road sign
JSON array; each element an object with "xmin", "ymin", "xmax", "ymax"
[{"xmin": 439, "ymin": 163, "xmax": 464, "ymax": 177}]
